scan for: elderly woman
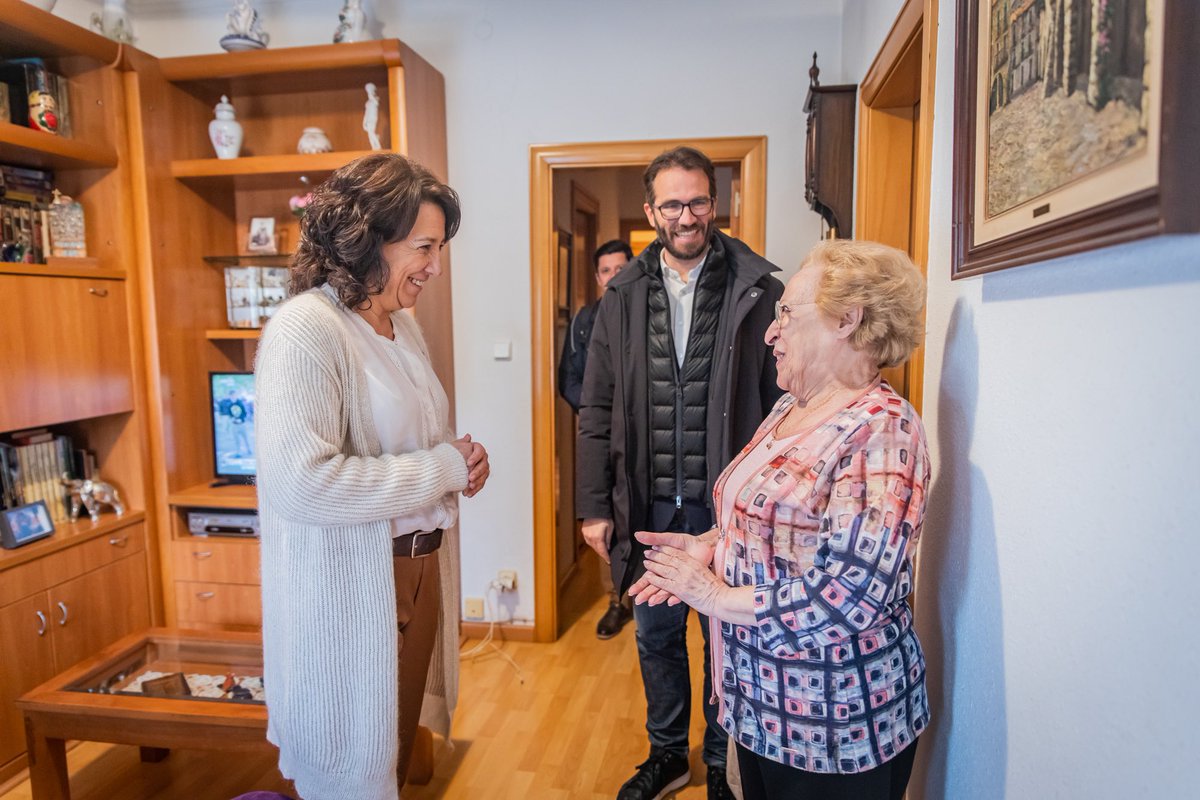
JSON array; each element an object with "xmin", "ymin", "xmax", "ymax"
[
  {"xmin": 631, "ymin": 239, "xmax": 929, "ymax": 800},
  {"xmin": 255, "ymin": 153, "xmax": 489, "ymax": 800}
]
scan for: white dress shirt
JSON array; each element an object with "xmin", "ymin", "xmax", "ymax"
[
  {"xmin": 333, "ymin": 288, "xmax": 458, "ymax": 535},
  {"xmin": 659, "ymin": 248, "xmax": 710, "ymax": 368}
]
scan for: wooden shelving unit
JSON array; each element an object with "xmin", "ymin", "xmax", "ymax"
[
  {"xmin": 0, "ymin": 0, "xmax": 155, "ymax": 782},
  {"xmin": 126, "ymin": 37, "xmax": 455, "ymax": 633}
]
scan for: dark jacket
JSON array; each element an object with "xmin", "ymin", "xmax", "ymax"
[
  {"xmin": 556, "ymin": 300, "xmax": 599, "ymax": 413},
  {"xmin": 576, "ymin": 231, "xmax": 784, "ymax": 592}
]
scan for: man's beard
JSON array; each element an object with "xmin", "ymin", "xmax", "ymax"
[{"xmin": 656, "ymin": 217, "xmax": 713, "ymax": 261}]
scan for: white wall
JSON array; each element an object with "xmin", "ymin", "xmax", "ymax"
[
  {"xmin": 843, "ymin": 3, "xmax": 1200, "ymax": 798},
  {"xmin": 98, "ymin": 0, "xmax": 843, "ymax": 623}
]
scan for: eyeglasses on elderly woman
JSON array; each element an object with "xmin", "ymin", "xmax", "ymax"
[{"xmin": 773, "ymin": 300, "xmax": 817, "ymax": 326}]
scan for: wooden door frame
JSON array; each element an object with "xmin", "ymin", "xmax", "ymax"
[
  {"xmin": 529, "ymin": 136, "xmax": 767, "ymax": 641},
  {"xmin": 855, "ymin": 0, "xmax": 938, "ymax": 415}
]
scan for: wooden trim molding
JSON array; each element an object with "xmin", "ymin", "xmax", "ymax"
[{"xmin": 529, "ymin": 136, "xmax": 767, "ymax": 642}]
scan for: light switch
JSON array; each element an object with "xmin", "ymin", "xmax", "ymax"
[{"xmin": 493, "ymin": 340, "xmax": 512, "ymax": 360}]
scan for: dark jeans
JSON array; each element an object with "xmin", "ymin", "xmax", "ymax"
[
  {"xmin": 631, "ymin": 498, "xmax": 726, "ymax": 768},
  {"xmin": 734, "ymin": 738, "xmax": 919, "ymax": 800}
]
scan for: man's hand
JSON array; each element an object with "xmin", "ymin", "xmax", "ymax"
[{"xmin": 581, "ymin": 517, "xmax": 614, "ymax": 564}]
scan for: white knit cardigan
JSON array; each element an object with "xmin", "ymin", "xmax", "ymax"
[{"xmin": 254, "ymin": 288, "xmax": 468, "ymax": 800}]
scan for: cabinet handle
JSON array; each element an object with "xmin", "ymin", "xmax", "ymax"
[
  {"xmin": 196, "ymin": 591, "xmax": 216, "ymax": 600},
  {"xmin": 193, "ymin": 550, "xmax": 214, "ymax": 559},
  {"xmin": 57, "ymin": 601, "xmax": 69, "ymax": 626},
  {"xmin": 88, "ymin": 287, "xmax": 109, "ymax": 298},
  {"xmin": 36, "ymin": 611, "xmax": 47, "ymax": 637},
  {"xmin": 109, "ymin": 536, "xmax": 128, "ymax": 547}
]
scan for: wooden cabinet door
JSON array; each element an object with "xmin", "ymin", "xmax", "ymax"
[
  {"xmin": 0, "ymin": 274, "xmax": 134, "ymax": 431},
  {"xmin": 0, "ymin": 593, "xmax": 56, "ymax": 765},
  {"xmin": 49, "ymin": 553, "xmax": 150, "ymax": 673}
]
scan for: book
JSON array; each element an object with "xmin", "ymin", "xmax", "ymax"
[{"xmin": 0, "ymin": 443, "xmax": 23, "ymax": 510}]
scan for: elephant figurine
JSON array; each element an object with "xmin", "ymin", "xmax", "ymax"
[{"xmin": 61, "ymin": 477, "xmax": 126, "ymax": 522}]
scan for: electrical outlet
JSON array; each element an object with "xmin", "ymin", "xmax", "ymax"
[
  {"xmin": 497, "ymin": 570, "xmax": 517, "ymax": 591},
  {"xmin": 464, "ymin": 597, "xmax": 485, "ymax": 620}
]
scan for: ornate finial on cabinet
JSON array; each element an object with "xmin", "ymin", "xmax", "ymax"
[{"xmin": 809, "ymin": 52, "xmax": 820, "ymax": 88}]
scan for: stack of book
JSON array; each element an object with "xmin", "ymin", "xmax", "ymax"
[
  {"xmin": 0, "ymin": 57, "xmax": 72, "ymax": 137},
  {"xmin": 0, "ymin": 163, "xmax": 54, "ymax": 263},
  {"xmin": 0, "ymin": 428, "xmax": 94, "ymax": 524}
]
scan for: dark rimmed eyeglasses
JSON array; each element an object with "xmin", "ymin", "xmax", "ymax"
[
  {"xmin": 774, "ymin": 300, "xmax": 817, "ymax": 325},
  {"xmin": 653, "ymin": 196, "xmax": 714, "ymax": 220}
]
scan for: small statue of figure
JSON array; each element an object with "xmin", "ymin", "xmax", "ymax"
[
  {"xmin": 333, "ymin": 0, "xmax": 366, "ymax": 44},
  {"xmin": 61, "ymin": 477, "xmax": 126, "ymax": 523},
  {"xmin": 221, "ymin": 0, "xmax": 269, "ymax": 51},
  {"xmin": 363, "ymin": 83, "xmax": 382, "ymax": 150},
  {"xmin": 90, "ymin": 0, "xmax": 135, "ymax": 44}
]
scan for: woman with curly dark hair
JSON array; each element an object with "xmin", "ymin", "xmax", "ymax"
[{"xmin": 255, "ymin": 153, "xmax": 489, "ymax": 800}]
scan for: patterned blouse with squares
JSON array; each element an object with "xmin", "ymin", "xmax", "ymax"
[{"xmin": 711, "ymin": 380, "xmax": 930, "ymax": 774}]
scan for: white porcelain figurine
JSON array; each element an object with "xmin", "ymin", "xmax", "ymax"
[
  {"xmin": 297, "ymin": 127, "xmax": 333, "ymax": 155},
  {"xmin": 333, "ymin": 0, "xmax": 366, "ymax": 44},
  {"xmin": 209, "ymin": 96, "xmax": 244, "ymax": 160},
  {"xmin": 363, "ymin": 83, "xmax": 381, "ymax": 150},
  {"xmin": 90, "ymin": 0, "xmax": 134, "ymax": 43},
  {"xmin": 221, "ymin": 0, "xmax": 270, "ymax": 52}
]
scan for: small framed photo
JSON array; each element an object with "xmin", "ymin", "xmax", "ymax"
[
  {"xmin": 0, "ymin": 500, "xmax": 55, "ymax": 550},
  {"xmin": 246, "ymin": 217, "xmax": 277, "ymax": 255}
]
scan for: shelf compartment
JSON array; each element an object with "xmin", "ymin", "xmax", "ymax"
[
  {"xmin": 160, "ymin": 40, "xmax": 402, "ymax": 87},
  {"xmin": 171, "ymin": 151, "xmax": 374, "ymax": 188},
  {"xmin": 168, "ymin": 482, "xmax": 257, "ymax": 511},
  {"xmin": 0, "ymin": 122, "xmax": 118, "ymax": 170},
  {"xmin": 0, "ymin": 1, "xmax": 119, "ymax": 63}
]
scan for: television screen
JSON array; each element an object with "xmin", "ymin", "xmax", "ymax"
[{"xmin": 210, "ymin": 372, "xmax": 256, "ymax": 485}]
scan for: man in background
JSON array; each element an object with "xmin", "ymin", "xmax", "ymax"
[
  {"xmin": 577, "ymin": 147, "xmax": 783, "ymax": 800},
  {"xmin": 557, "ymin": 238, "xmax": 634, "ymax": 638}
]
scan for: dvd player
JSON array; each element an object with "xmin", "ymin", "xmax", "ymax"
[{"xmin": 187, "ymin": 509, "xmax": 260, "ymax": 538}]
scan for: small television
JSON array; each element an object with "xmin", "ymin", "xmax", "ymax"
[{"xmin": 209, "ymin": 372, "xmax": 256, "ymax": 486}]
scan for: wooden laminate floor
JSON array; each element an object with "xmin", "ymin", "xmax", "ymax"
[{"xmin": 0, "ymin": 577, "xmax": 717, "ymax": 799}]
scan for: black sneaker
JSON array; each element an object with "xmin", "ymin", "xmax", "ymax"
[
  {"xmin": 706, "ymin": 766, "xmax": 734, "ymax": 800},
  {"xmin": 595, "ymin": 600, "xmax": 633, "ymax": 639},
  {"xmin": 616, "ymin": 751, "xmax": 690, "ymax": 800}
]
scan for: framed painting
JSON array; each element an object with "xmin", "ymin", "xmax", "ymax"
[
  {"xmin": 952, "ymin": 0, "xmax": 1199, "ymax": 278},
  {"xmin": 555, "ymin": 228, "xmax": 572, "ymax": 311}
]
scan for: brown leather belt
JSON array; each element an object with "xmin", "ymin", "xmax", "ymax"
[{"xmin": 392, "ymin": 528, "xmax": 443, "ymax": 558}]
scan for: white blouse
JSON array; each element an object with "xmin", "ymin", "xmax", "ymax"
[{"xmin": 325, "ymin": 285, "xmax": 458, "ymax": 536}]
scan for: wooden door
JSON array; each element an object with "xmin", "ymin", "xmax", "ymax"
[
  {"xmin": 855, "ymin": 0, "xmax": 936, "ymax": 413},
  {"xmin": 49, "ymin": 553, "xmax": 150, "ymax": 673},
  {"xmin": 0, "ymin": 274, "xmax": 133, "ymax": 430},
  {"xmin": 0, "ymin": 593, "xmax": 56, "ymax": 765}
]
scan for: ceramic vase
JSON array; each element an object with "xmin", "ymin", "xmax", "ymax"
[
  {"xmin": 297, "ymin": 127, "xmax": 333, "ymax": 155},
  {"xmin": 208, "ymin": 95, "xmax": 243, "ymax": 160}
]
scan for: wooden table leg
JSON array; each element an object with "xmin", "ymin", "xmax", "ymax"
[
  {"xmin": 24, "ymin": 716, "xmax": 70, "ymax": 800},
  {"xmin": 405, "ymin": 724, "xmax": 433, "ymax": 786}
]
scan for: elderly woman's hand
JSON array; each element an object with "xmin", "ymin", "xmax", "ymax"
[
  {"xmin": 628, "ymin": 530, "xmax": 721, "ymax": 612},
  {"xmin": 452, "ymin": 434, "xmax": 490, "ymax": 497}
]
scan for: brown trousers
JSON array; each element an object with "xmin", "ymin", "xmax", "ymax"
[{"xmin": 392, "ymin": 551, "xmax": 440, "ymax": 789}]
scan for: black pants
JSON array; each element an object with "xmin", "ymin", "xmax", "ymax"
[{"xmin": 734, "ymin": 738, "xmax": 918, "ymax": 800}]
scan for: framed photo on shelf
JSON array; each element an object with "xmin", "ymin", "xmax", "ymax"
[
  {"xmin": 951, "ymin": 0, "xmax": 1200, "ymax": 278},
  {"xmin": 246, "ymin": 217, "xmax": 277, "ymax": 255},
  {"xmin": 0, "ymin": 500, "xmax": 55, "ymax": 550}
]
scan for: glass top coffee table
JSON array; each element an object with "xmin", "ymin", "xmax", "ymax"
[{"xmin": 18, "ymin": 628, "xmax": 270, "ymax": 800}]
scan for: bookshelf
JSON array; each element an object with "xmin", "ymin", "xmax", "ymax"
[
  {"xmin": 0, "ymin": 0, "xmax": 154, "ymax": 782},
  {"xmin": 126, "ymin": 38, "xmax": 455, "ymax": 630}
]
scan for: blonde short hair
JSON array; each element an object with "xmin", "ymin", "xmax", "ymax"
[{"xmin": 806, "ymin": 240, "xmax": 926, "ymax": 368}]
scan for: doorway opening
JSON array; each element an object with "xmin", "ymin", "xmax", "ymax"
[{"xmin": 530, "ymin": 136, "xmax": 767, "ymax": 641}]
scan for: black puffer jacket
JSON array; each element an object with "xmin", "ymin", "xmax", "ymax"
[{"xmin": 576, "ymin": 231, "xmax": 784, "ymax": 592}]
